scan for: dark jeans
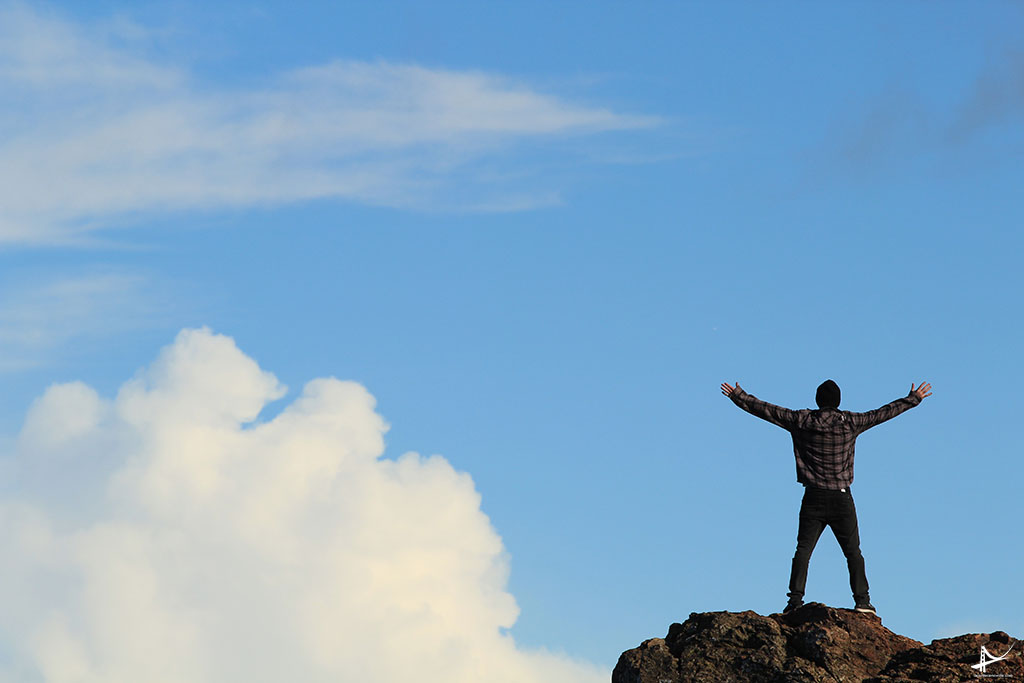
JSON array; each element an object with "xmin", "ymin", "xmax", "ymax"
[{"xmin": 787, "ymin": 486, "xmax": 869, "ymax": 604}]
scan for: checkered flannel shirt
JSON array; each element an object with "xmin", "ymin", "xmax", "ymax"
[{"xmin": 729, "ymin": 387, "xmax": 922, "ymax": 490}]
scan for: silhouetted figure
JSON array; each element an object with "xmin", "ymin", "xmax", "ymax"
[{"xmin": 721, "ymin": 379, "xmax": 932, "ymax": 615}]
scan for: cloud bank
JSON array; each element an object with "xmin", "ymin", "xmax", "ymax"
[
  {"xmin": 0, "ymin": 328, "xmax": 605, "ymax": 682},
  {"xmin": 0, "ymin": 4, "xmax": 654, "ymax": 244}
]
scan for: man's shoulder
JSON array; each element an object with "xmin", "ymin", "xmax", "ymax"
[
  {"xmin": 796, "ymin": 408, "xmax": 853, "ymax": 428},
  {"xmin": 788, "ymin": 408, "xmax": 817, "ymax": 425}
]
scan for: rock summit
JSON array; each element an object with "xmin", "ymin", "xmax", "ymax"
[{"xmin": 613, "ymin": 602, "xmax": 1020, "ymax": 682}]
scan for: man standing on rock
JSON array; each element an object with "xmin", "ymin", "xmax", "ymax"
[{"xmin": 720, "ymin": 379, "xmax": 932, "ymax": 616}]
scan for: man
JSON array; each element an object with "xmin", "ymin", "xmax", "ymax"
[{"xmin": 720, "ymin": 379, "xmax": 932, "ymax": 616}]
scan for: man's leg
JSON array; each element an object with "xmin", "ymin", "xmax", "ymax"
[
  {"xmin": 830, "ymin": 490, "xmax": 870, "ymax": 604},
  {"xmin": 787, "ymin": 490, "xmax": 827, "ymax": 604}
]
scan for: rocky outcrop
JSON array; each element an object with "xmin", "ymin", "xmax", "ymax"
[{"xmin": 613, "ymin": 603, "xmax": 1020, "ymax": 682}]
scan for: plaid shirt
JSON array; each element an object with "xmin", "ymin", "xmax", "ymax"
[{"xmin": 729, "ymin": 387, "xmax": 922, "ymax": 489}]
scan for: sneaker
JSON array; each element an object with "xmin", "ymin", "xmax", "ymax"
[
  {"xmin": 854, "ymin": 602, "xmax": 876, "ymax": 615},
  {"xmin": 783, "ymin": 600, "xmax": 803, "ymax": 614}
]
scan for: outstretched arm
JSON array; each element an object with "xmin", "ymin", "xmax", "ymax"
[
  {"xmin": 721, "ymin": 381, "xmax": 799, "ymax": 430},
  {"xmin": 849, "ymin": 381, "xmax": 932, "ymax": 431}
]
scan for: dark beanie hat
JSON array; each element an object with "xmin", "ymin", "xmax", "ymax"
[{"xmin": 816, "ymin": 380, "xmax": 841, "ymax": 408}]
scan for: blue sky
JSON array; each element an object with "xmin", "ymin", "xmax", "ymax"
[{"xmin": 0, "ymin": 2, "xmax": 1021, "ymax": 680}]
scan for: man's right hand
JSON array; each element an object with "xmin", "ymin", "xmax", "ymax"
[
  {"xmin": 910, "ymin": 382, "xmax": 932, "ymax": 400},
  {"xmin": 721, "ymin": 382, "xmax": 741, "ymax": 398}
]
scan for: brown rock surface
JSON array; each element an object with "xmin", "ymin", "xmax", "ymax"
[{"xmin": 613, "ymin": 603, "xmax": 1021, "ymax": 682}]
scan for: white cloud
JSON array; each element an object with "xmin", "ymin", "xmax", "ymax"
[
  {"xmin": 0, "ymin": 328, "xmax": 606, "ymax": 683},
  {"xmin": 0, "ymin": 4, "xmax": 655, "ymax": 244}
]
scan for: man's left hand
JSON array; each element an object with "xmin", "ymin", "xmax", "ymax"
[{"xmin": 910, "ymin": 382, "xmax": 932, "ymax": 400}]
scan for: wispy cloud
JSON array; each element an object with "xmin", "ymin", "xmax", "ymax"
[
  {"xmin": 0, "ymin": 271, "xmax": 166, "ymax": 371},
  {"xmin": 0, "ymin": 328, "xmax": 607, "ymax": 682},
  {"xmin": 0, "ymin": 4, "xmax": 656, "ymax": 245},
  {"xmin": 946, "ymin": 52, "xmax": 1024, "ymax": 144},
  {"xmin": 820, "ymin": 52, "xmax": 1024, "ymax": 173}
]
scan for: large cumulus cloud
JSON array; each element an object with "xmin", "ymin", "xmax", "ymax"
[{"xmin": 0, "ymin": 328, "xmax": 603, "ymax": 683}]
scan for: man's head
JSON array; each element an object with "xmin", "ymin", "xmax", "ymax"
[{"xmin": 815, "ymin": 379, "xmax": 841, "ymax": 409}]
